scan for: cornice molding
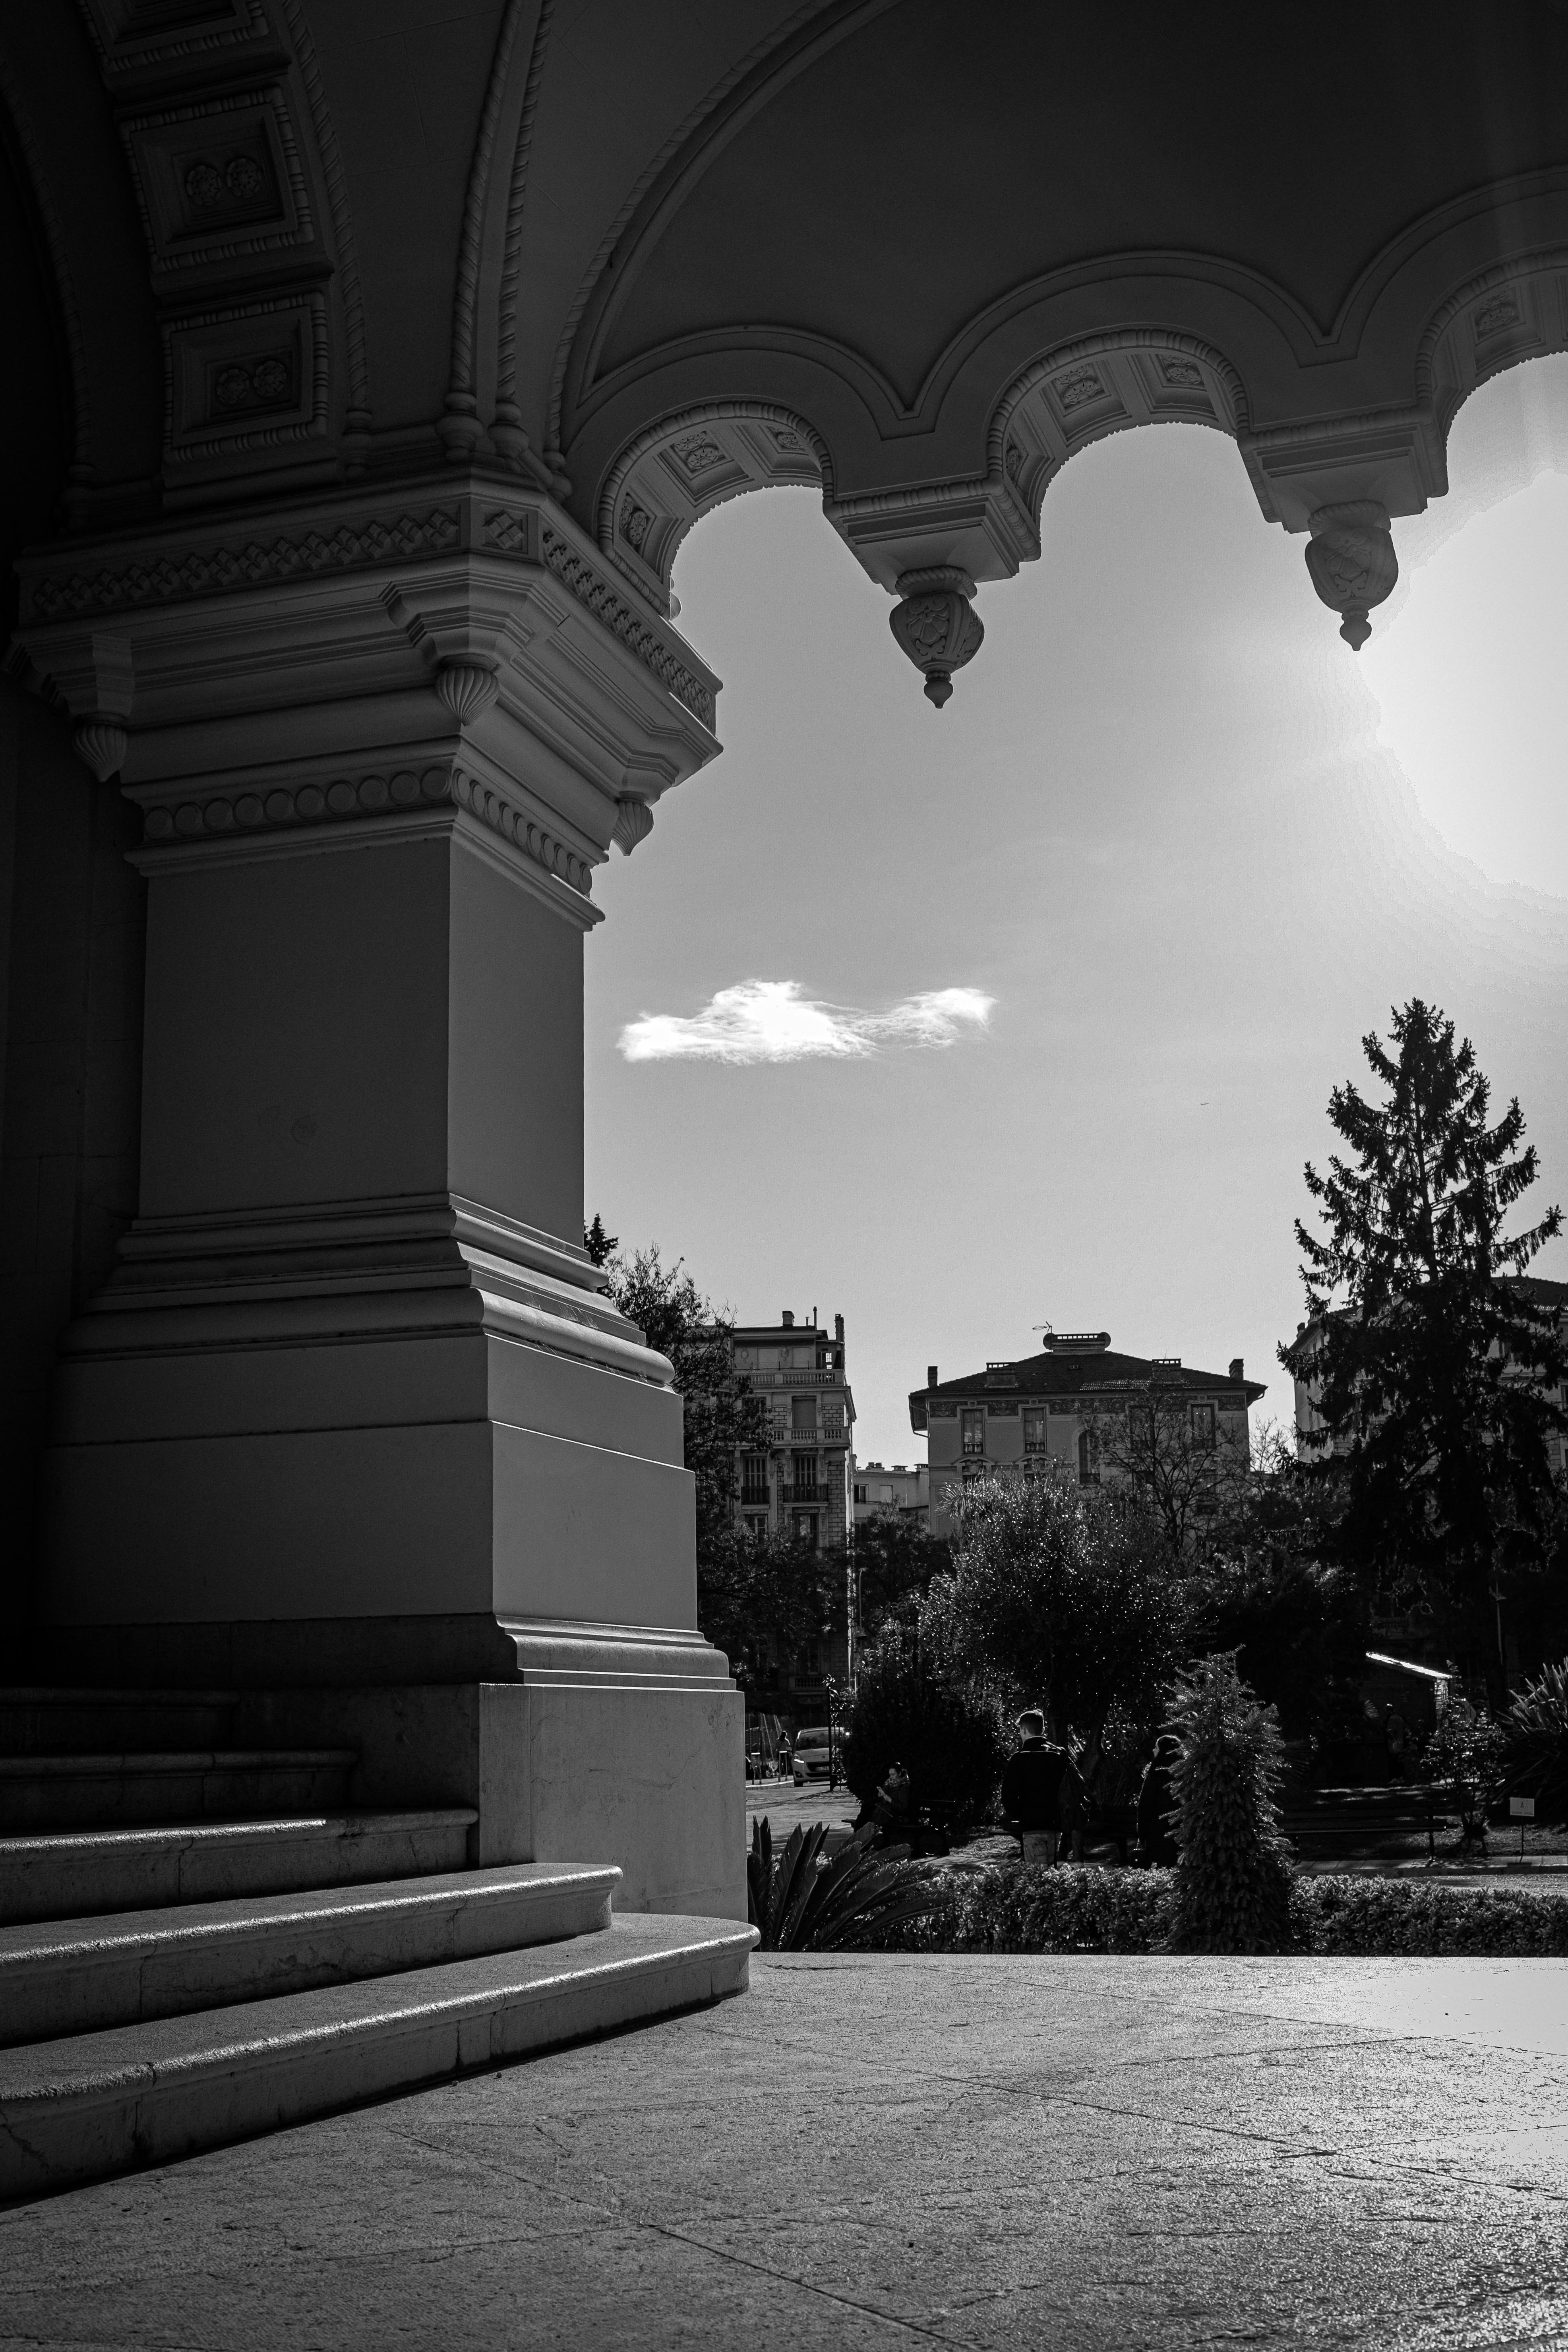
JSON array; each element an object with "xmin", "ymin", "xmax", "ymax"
[
  {"xmin": 131, "ymin": 755, "xmax": 600, "ymax": 912},
  {"xmin": 499, "ymin": 515, "xmax": 716, "ymax": 727},
  {"xmin": 11, "ymin": 480, "xmax": 722, "ymax": 830}
]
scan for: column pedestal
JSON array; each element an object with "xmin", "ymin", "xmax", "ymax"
[{"xmin": 10, "ymin": 475, "xmax": 742, "ymax": 1915}]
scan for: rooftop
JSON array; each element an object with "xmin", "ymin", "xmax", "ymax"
[{"xmin": 910, "ymin": 1342, "xmax": 1266, "ymax": 1427}]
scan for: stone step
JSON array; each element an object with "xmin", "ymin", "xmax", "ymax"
[
  {"xmin": 0, "ymin": 1910, "xmax": 757, "ymax": 2202},
  {"xmin": 0, "ymin": 1862, "xmax": 620, "ymax": 2044},
  {"xmin": 0, "ymin": 1809, "xmax": 479, "ymax": 1927},
  {"xmin": 0, "ymin": 1750, "xmax": 357, "ymax": 1835},
  {"xmin": 0, "ymin": 1688, "xmax": 239, "ymax": 1757}
]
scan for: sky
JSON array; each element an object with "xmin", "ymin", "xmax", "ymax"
[{"xmin": 583, "ymin": 358, "xmax": 1568, "ymax": 1468}]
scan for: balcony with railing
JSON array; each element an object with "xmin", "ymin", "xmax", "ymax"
[
  {"xmin": 780, "ymin": 1483, "xmax": 832, "ymax": 1506},
  {"xmin": 739, "ymin": 1485, "xmax": 770, "ymax": 1508}
]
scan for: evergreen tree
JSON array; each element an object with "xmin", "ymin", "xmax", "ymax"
[
  {"xmin": 583, "ymin": 1212, "xmax": 618, "ymax": 1266},
  {"xmin": 1279, "ymin": 1001, "xmax": 1565, "ymax": 1686},
  {"xmin": 598, "ymin": 1243, "xmax": 766, "ymax": 1568}
]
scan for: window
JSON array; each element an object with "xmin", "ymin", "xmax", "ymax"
[
  {"xmin": 1078, "ymin": 1429, "xmax": 1101, "ymax": 1486},
  {"xmin": 853, "ymin": 1483, "xmax": 867, "ymax": 1504},
  {"xmin": 1023, "ymin": 1409, "xmax": 1046, "ymax": 1454},
  {"xmin": 1192, "ymin": 1402, "xmax": 1216, "ymax": 1446},
  {"xmin": 743, "ymin": 1513, "xmax": 769, "ymax": 1543},
  {"xmin": 792, "ymin": 1449, "xmax": 817, "ymax": 1496},
  {"xmin": 792, "ymin": 1393, "xmax": 818, "ymax": 1434},
  {"xmin": 961, "ymin": 1409, "xmax": 984, "ymax": 1458},
  {"xmin": 740, "ymin": 1452, "xmax": 768, "ymax": 1504},
  {"xmin": 795, "ymin": 1512, "xmax": 819, "ymax": 1548}
]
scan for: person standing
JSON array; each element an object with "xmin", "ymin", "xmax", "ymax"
[{"xmin": 1001, "ymin": 1710, "xmax": 1080, "ymax": 1868}]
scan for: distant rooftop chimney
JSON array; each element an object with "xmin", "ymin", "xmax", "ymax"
[
  {"xmin": 834, "ymin": 1313, "xmax": 844, "ymax": 1343},
  {"xmin": 1041, "ymin": 1332, "xmax": 1111, "ymax": 1355},
  {"xmin": 1229, "ymin": 1356, "xmax": 1244, "ymax": 1381},
  {"xmin": 782, "ymin": 1310, "xmax": 794, "ymax": 1328},
  {"xmin": 927, "ymin": 1363, "xmax": 938, "ymax": 1389}
]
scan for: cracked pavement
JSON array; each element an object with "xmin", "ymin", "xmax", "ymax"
[{"xmin": 2, "ymin": 1952, "xmax": 1566, "ymax": 2348}]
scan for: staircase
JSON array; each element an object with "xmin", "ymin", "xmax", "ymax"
[{"xmin": 0, "ymin": 1688, "xmax": 754, "ymax": 2202}]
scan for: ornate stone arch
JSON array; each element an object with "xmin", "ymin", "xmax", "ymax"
[
  {"xmin": 1419, "ymin": 251, "xmax": 1568, "ymax": 448},
  {"xmin": 988, "ymin": 331, "xmax": 1250, "ymax": 547},
  {"xmin": 595, "ymin": 401, "xmax": 830, "ymax": 614}
]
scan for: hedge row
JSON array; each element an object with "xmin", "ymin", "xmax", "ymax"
[{"xmin": 869, "ymin": 1864, "xmax": 1568, "ymax": 1957}]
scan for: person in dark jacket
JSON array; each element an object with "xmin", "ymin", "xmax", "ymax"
[
  {"xmin": 1135, "ymin": 1734, "xmax": 1181, "ymax": 1868},
  {"xmin": 999, "ymin": 1710, "xmax": 1084, "ymax": 1868}
]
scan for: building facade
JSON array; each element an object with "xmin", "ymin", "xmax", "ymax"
[
  {"xmin": 730, "ymin": 1312, "xmax": 854, "ymax": 1553},
  {"xmin": 852, "ymin": 1461, "xmax": 929, "ymax": 1527},
  {"xmin": 910, "ymin": 1333, "xmax": 1264, "ymax": 1535}
]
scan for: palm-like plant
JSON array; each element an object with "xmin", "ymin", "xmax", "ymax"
[
  {"xmin": 746, "ymin": 1816, "xmax": 946, "ymax": 1951},
  {"xmin": 1506, "ymin": 1660, "xmax": 1568, "ymax": 1825}
]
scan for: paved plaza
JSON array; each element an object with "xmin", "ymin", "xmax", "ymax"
[{"xmin": 3, "ymin": 1952, "xmax": 1565, "ymax": 2349}]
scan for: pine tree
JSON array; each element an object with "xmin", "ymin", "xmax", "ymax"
[{"xmin": 1279, "ymin": 1001, "xmax": 1565, "ymax": 1684}]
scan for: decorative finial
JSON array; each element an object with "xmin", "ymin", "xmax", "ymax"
[
  {"xmin": 889, "ymin": 568, "xmax": 984, "ymax": 709},
  {"xmin": 1304, "ymin": 502, "xmax": 1398, "ymax": 652}
]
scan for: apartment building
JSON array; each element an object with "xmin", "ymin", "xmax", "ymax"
[
  {"xmin": 909, "ymin": 1331, "xmax": 1264, "ymax": 1534},
  {"xmin": 730, "ymin": 1311, "xmax": 855, "ymax": 1551},
  {"xmin": 852, "ymin": 1461, "xmax": 929, "ymax": 1526}
]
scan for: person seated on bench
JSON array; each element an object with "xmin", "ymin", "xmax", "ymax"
[
  {"xmin": 873, "ymin": 1760, "xmax": 915, "ymax": 1837},
  {"xmin": 1001, "ymin": 1710, "xmax": 1084, "ymax": 1868}
]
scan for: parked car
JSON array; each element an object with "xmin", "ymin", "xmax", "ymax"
[{"xmin": 793, "ymin": 1726, "xmax": 835, "ymax": 1784}]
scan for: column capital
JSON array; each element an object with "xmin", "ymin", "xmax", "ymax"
[{"xmin": 7, "ymin": 472, "xmax": 723, "ymax": 887}]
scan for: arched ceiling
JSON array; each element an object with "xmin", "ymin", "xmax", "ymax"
[{"xmin": 2, "ymin": 0, "xmax": 1566, "ymax": 662}]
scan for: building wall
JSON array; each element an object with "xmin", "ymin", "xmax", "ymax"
[{"xmin": 926, "ymin": 1389, "xmax": 1249, "ymax": 1533}]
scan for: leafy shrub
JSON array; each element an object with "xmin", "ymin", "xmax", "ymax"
[
  {"xmin": 1165, "ymin": 1653, "xmax": 1293, "ymax": 1953},
  {"xmin": 921, "ymin": 1471, "xmax": 1182, "ymax": 1753},
  {"xmin": 863, "ymin": 1863, "xmax": 1173, "ymax": 1953},
  {"xmin": 1423, "ymin": 1700, "xmax": 1509, "ymax": 1842},
  {"xmin": 840, "ymin": 1626, "xmax": 1009, "ymax": 1835},
  {"xmin": 1290, "ymin": 1876, "xmax": 1568, "ymax": 1957},
  {"xmin": 861, "ymin": 1862, "xmax": 1568, "ymax": 1957},
  {"xmin": 746, "ymin": 1815, "xmax": 945, "ymax": 1951},
  {"xmin": 1506, "ymin": 1659, "xmax": 1568, "ymax": 1826}
]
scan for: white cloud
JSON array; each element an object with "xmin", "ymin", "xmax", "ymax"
[{"xmin": 618, "ymin": 979, "xmax": 995, "ymax": 1065}]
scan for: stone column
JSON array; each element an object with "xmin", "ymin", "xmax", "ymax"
[{"xmin": 9, "ymin": 474, "xmax": 743, "ymax": 1914}]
